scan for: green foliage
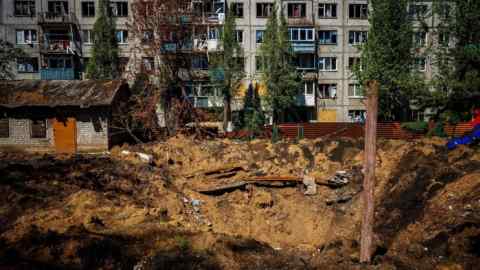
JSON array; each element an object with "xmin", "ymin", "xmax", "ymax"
[
  {"xmin": 209, "ymin": 6, "xmax": 244, "ymax": 130},
  {"xmin": 174, "ymin": 236, "xmax": 190, "ymax": 252},
  {"xmin": 271, "ymin": 124, "xmax": 281, "ymax": 143},
  {"xmin": 259, "ymin": 3, "xmax": 300, "ymax": 124},
  {"xmin": 426, "ymin": 0, "xmax": 480, "ymax": 118},
  {"xmin": 401, "ymin": 122, "xmax": 429, "ymax": 133},
  {"xmin": 239, "ymin": 84, "xmax": 265, "ymax": 138},
  {"xmin": 352, "ymin": 0, "xmax": 427, "ymax": 121},
  {"xmin": 86, "ymin": 0, "xmax": 119, "ymax": 79},
  {"xmin": 0, "ymin": 39, "xmax": 25, "ymax": 80}
]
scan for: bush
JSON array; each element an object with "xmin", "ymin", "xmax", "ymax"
[{"xmin": 401, "ymin": 122, "xmax": 429, "ymax": 134}]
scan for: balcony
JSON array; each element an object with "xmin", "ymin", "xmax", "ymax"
[
  {"xmin": 38, "ymin": 12, "xmax": 79, "ymax": 25},
  {"xmin": 41, "ymin": 39, "xmax": 80, "ymax": 55},
  {"xmin": 40, "ymin": 68, "xmax": 75, "ymax": 80}
]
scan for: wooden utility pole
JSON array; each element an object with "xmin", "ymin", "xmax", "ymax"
[{"xmin": 360, "ymin": 80, "xmax": 379, "ymax": 263}]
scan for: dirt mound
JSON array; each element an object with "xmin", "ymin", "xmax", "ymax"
[{"xmin": 0, "ymin": 137, "xmax": 479, "ymax": 269}]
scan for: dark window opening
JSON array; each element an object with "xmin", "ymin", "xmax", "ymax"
[
  {"xmin": 48, "ymin": 1, "xmax": 69, "ymax": 16},
  {"xmin": 31, "ymin": 119, "xmax": 47, "ymax": 138},
  {"xmin": 349, "ymin": 4, "xmax": 368, "ymax": 19},
  {"xmin": 109, "ymin": 1, "xmax": 128, "ymax": 17},
  {"xmin": 257, "ymin": 3, "xmax": 274, "ymax": 17},
  {"xmin": 288, "ymin": 3, "xmax": 306, "ymax": 18},
  {"xmin": 81, "ymin": 1, "xmax": 95, "ymax": 17},
  {"xmin": 14, "ymin": 0, "xmax": 35, "ymax": 16},
  {"xmin": 0, "ymin": 119, "xmax": 9, "ymax": 138},
  {"xmin": 17, "ymin": 57, "xmax": 39, "ymax": 73},
  {"xmin": 232, "ymin": 3, "xmax": 244, "ymax": 18}
]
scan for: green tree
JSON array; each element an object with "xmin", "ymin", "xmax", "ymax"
[
  {"xmin": 352, "ymin": 0, "xmax": 427, "ymax": 121},
  {"xmin": 259, "ymin": 3, "xmax": 300, "ymax": 124},
  {"xmin": 240, "ymin": 83, "xmax": 265, "ymax": 136},
  {"xmin": 0, "ymin": 39, "xmax": 25, "ymax": 80},
  {"xmin": 428, "ymin": 0, "xmax": 480, "ymax": 120},
  {"xmin": 210, "ymin": 5, "xmax": 244, "ymax": 131},
  {"xmin": 86, "ymin": 0, "xmax": 119, "ymax": 79}
]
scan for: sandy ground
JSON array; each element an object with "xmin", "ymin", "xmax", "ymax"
[{"xmin": 0, "ymin": 136, "xmax": 479, "ymax": 269}]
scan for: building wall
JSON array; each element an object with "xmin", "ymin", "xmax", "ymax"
[{"xmin": 0, "ymin": 114, "xmax": 109, "ymax": 153}]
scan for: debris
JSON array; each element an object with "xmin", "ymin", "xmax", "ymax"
[
  {"xmin": 325, "ymin": 171, "xmax": 351, "ymax": 188},
  {"xmin": 303, "ymin": 176, "xmax": 317, "ymax": 196},
  {"xmin": 121, "ymin": 150, "xmax": 154, "ymax": 164},
  {"xmin": 186, "ymin": 164, "xmax": 246, "ymax": 179}
]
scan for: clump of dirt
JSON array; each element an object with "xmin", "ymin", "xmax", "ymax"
[{"xmin": 0, "ymin": 136, "xmax": 479, "ymax": 269}]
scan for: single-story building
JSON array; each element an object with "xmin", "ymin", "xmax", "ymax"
[{"xmin": 0, "ymin": 80, "xmax": 129, "ymax": 153}]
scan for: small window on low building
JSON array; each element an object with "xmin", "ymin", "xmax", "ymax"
[
  {"xmin": 31, "ymin": 119, "xmax": 47, "ymax": 138},
  {"xmin": 0, "ymin": 119, "xmax": 9, "ymax": 138}
]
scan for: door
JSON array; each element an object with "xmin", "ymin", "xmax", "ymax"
[
  {"xmin": 53, "ymin": 117, "xmax": 77, "ymax": 153},
  {"xmin": 318, "ymin": 109, "xmax": 337, "ymax": 122}
]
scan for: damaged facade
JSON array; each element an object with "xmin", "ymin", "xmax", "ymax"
[
  {"xmin": 0, "ymin": 80, "xmax": 129, "ymax": 153},
  {"xmin": 0, "ymin": 0, "xmax": 440, "ymax": 122}
]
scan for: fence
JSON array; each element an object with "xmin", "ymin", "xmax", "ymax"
[{"xmin": 275, "ymin": 122, "xmax": 474, "ymax": 140}]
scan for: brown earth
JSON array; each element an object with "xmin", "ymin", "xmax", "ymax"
[{"xmin": 0, "ymin": 136, "xmax": 479, "ymax": 269}]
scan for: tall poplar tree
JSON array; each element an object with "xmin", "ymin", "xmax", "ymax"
[
  {"xmin": 260, "ymin": 3, "xmax": 300, "ymax": 124},
  {"xmin": 86, "ymin": 0, "xmax": 119, "ymax": 79},
  {"xmin": 353, "ymin": 0, "xmax": 425, "ymax": 121}
]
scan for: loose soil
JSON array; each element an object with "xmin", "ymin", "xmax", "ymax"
[{"xmin": 0, "ymin": 136, "xmax": 479, "ymax": 269}]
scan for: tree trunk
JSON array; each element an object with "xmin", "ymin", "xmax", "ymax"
[
  {"xmin": 360, "ymin": 80, "xmax": 379, "ymax": 264},
  {"xmin": 223, "ymin": 94, "xmax": 232, "ymax": 132}
]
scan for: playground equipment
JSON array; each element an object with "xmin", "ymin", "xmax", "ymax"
[{"xmin": 447, "ymin": 109, "xmax": 480, "ymax": 150}]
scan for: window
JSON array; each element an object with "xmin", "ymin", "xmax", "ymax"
[
  {"xmin": 256, "ymin": 30, "xmax": 265, "ymax": 43},
  {"xmin": 192, "ymin": 55, "xmax": 209, "ymax": 69},
  {"xmin": 349, "ymin": 31, "xmax": 368, "ymax": 45},
  {"xmin": 413, "ymin": 57, "xmax": 426, "ymax": 71},
  {"xmin": 348, "ymin": 84, "xmax": 364, "ymax": 98},
  {"xmin": 289, "ymin": 28, "xmax": 314, "ymax": 42},
  {"xmin": 232, "ymin": 3, "xmax": 244, "ymax": 18},
  {"xmin": 142, "ymin": 57, "xmax": 154, "ymax": 73},
  {"xmin": 235, "ymin": 30, "xmax": 244, "ymax": 43},
  {"xmin": 118, "ymin": 57, "xmax": 129, "ymax": 73},
  {"xmin": 349, "ymin": 110, "xmax": 366, "ymax": 122},
  {"xmin": 257, "ymin": 3, "xmax": 274, "ymax": 17},
  {"xmin": 294, "ymin": 54, "xmax": 315, "ymax": 70},
  {"xmin": 31, "ymin": 119, "xmax": 47, "ymax": 139},
  {"xmin": 303, "ymin": 82, "xmax": 315, "ymax": 95},
  {"xmin": 318, "ymin": 3, "xmax": 337, "ymax": 18},
  {"xmin": 414, "ymin": 32, "xmax": 427, "ymax": 47},
  {"xmin": 14, "ymin": 1, "xmax": 35, "ymax": 16},
  {"xmin": 318, "ymin": 84, "xmax": 337, "ymax": 99},
  {"xmin": 142, "ymin": 30, "xmax": 154, "ymax": 43},
  {"xmin": 48, "ymin": 57, "xmax": 72, "ymax": 68},
  {"xmin": 349, "ymin": 4, "xmax": 368, "ymax": 19},
  {"xmin": 116, "ymin": 30, "xmax": 128, "ymax": 44},
  {"xmin": 409, "ymin": 4, "xmax": 428, "ymax": 19},
  {"xmin": 318, "ymin": 57, "xmax": 337, "ymax": 71},
  {"xmin": 48, "ymin": 1, "xmax": 69, "ymax": 15},
  {"xmin": 256, "ymin": 56, "xmax": 266, "ymax": 72},
  {"xmin": 81, "ymin": 1, "xmax": 95, "ymax": 17},
  {"xmin": 318, "ymin": 30, "xmax": 337, "ymax": 44},
  {"xmin": 288, "ymin": 3, "xmax": 306, "ymax": 18},
  {"xmin": 82, "ymin": 30, "xmax": 92, "ymax": 44},
  {"xmin": 439, "ymin": 32, "xmax": 449, "ymax": 46},
  {"xmin": 16, "ymin": 29, "xmax": 37, "ymax": 44},
  {"xmin": 439, "ymin": 4, "xmax": 450, "ymax": 20},
  {"xmin": 208, "ymin": 28, "xmax": 220, "ymax": 40},
  {"xmin": 0, "ymin": 119, "xmax": 9, "ymax": 138},
  {"xmin": 17, "ymin": 58, "xmax": 38, "ymax": 73},
  {"xmin": 348, "ymin": 57, "xmax": 362, "ymax": 70},
  {"xmin": 109, "ymin": 1, "xmax": 128, "ymax": 17}
]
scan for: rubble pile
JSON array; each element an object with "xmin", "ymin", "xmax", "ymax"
[{"xmin": 0, "ymin": 136, "xmax": 479, "ymax": 269}]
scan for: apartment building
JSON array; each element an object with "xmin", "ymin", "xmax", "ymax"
[{"xmin": 1, "ymin": 0, "xmax": 443, "ymax": 122}]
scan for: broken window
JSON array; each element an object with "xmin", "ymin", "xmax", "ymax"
[
  {"xmin": 14, "ymin": 0, "xmax": 35, "ymax": 16},
  {"xmin": 48, "ymin": 1, "xmax": 69, "ymax": 15},
  {"xmin": 294, "ymin": 54, "xmax": 315, "ymax": 70},
  {"xmin": 349, "ymin": 4, "xmax": 368, "ymax": 19},
  {"xmin": 109, "ymin": 1, "xmax": 128, "ymax": 17},
  {"xmin": 288, "ymin": 3, "xmax": 306, "ymax": 18},
  {"xmin": 81, "ymin": 1, "xmax": 95, "ymax": 17},
  {"xmin": 235, "ymin": 30, "xmax": 244, "ymax": 43},
  {"xmin": 318, "ymin": 84, "xmax": 337, "ymax": 99},
  {"xmin": 318, "ymin": 57, "xmax": 337, "ymax": 71},
  {"xmin": 31, "ymin": 119, "xmax": 47, "ymax": 138},
  {"xmin": 257, "ymin": 3, "xmax": 274, "ymax": 17},
  {"xmin": 318, "ymin": 3, "xmax": 337, "ymax": 18},
  {"xmin": 17, "ymin": 57, "xmax": 38, "ymax": 73},
  {"xmin": 0, "ymin": 119, "xmax": 9, "ymax": 138},
  {"xmin": 348, "ymin": 84, "xmax": 364, "ymax": 98},
  {"xmin": 318, "ymin": 30, "xmax": 337, "ymax": 44},
  {"xmin": 16, "ymin": 29, "xmax": 37, "ymax": 44},
  {"xmin": 232, "ymin": 3, "xmax": 244, "ymax": 18},
  {"xmin": 349, "ymin": 31, "xmax": 368, "ymax": 45}
]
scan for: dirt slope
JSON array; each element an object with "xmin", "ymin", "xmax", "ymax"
[{"xmin": 0, "ymin": 136, "xmax": 479, "ymax": 269}]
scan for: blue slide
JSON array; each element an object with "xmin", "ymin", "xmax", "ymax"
[{"xmin": 447, "ymin": 124, "xmax": 480, "ymax": 150}]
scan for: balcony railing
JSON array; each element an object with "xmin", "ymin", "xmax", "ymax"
[
  {"xmin": 40, "ymin": 68, "xmax": 75, "ymax": 80},
  {"xmin": 41, "ymin": 39, "xmax": 80, "ymax": 55},
  {"xmin": 38, "ymin": 12, "xmax": 79, "ymax": 25}
]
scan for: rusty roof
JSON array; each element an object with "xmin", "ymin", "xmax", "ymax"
[{"xmin": 0, "ymin": 80, "xmax": 126, "ymax": 108}]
